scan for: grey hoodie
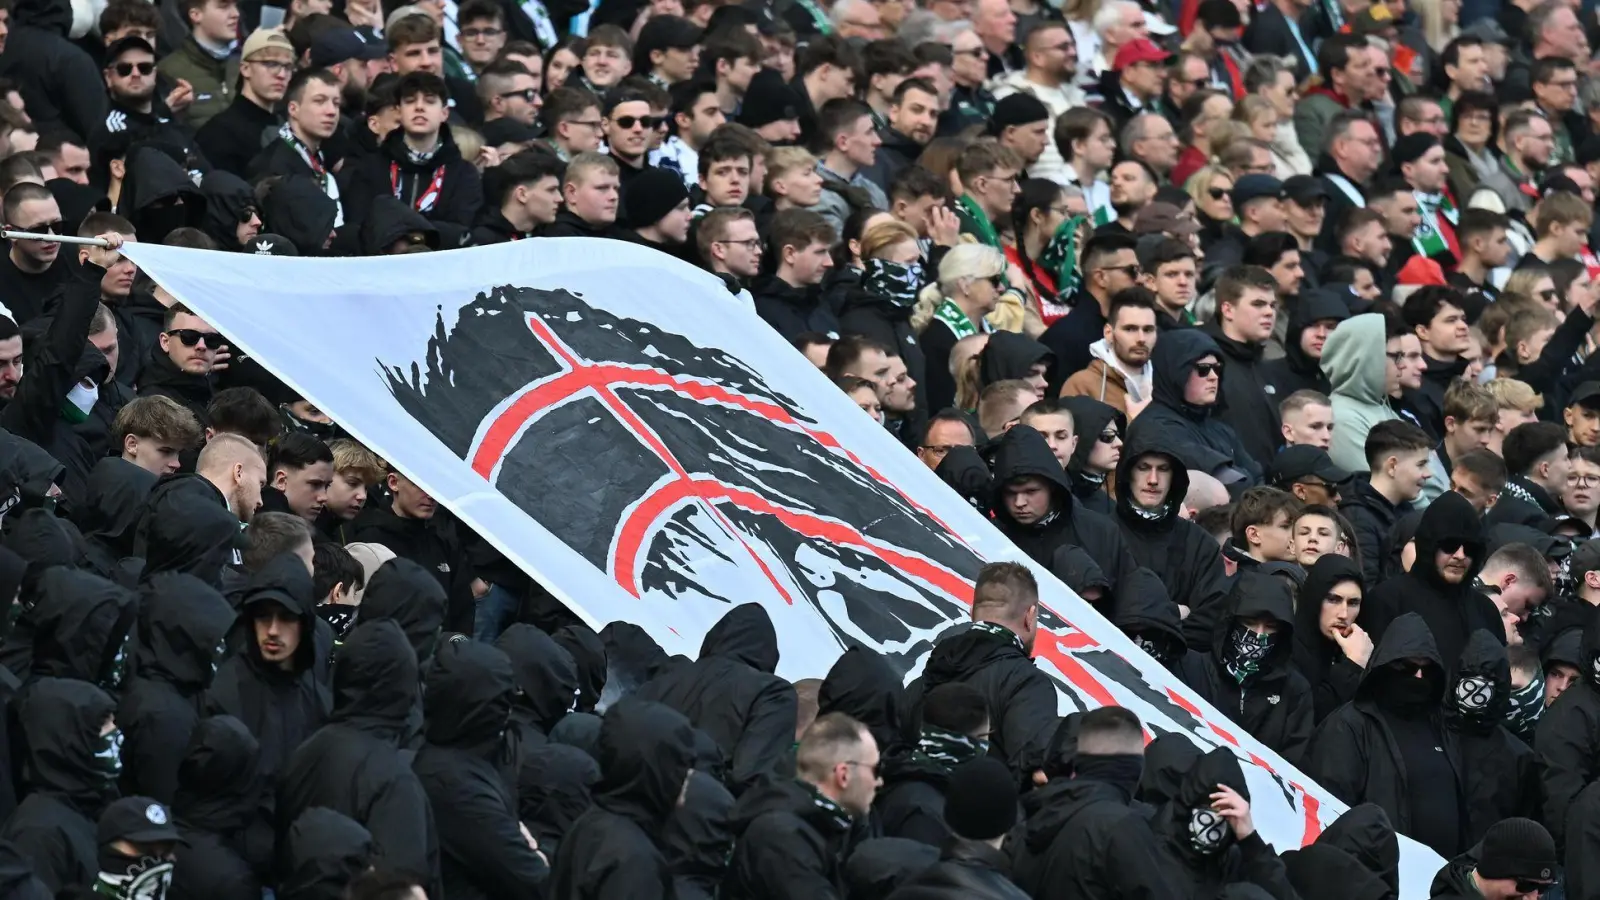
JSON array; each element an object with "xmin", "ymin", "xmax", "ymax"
[{"xmin": 1321, "ymin": 314, "xmax": 1399, "ymax": 473}]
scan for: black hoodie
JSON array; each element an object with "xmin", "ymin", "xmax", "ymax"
[
  {"xmin": 277, "ymin": 619, "xmax": 438, "ymax": 893},
  {"xmin": 1009, "ymin": 765, "xmax": 1183, "ymax": 900},
  {"xmin": 723, "ymin": 774, "xmax": 859, "ymax": 900},
  {"xmin": 1446, "ymin": 628, "xmax": 1538, "ymax": 847},
  {"xmin": 73, "ymin": 458, "xmax": 156, "ymax": 580},
  {"xmin": 135, "ymin": 474, "xmax": 242, "ymax": 588},
  {"xmin": 0, "ymin": 677, "xmax": 118, "ymax": 895},
  {"xmin": 978, "ymin": 332, "xmax": 1053, "ymax": 391},
  {"xmin": 0, "ymin": 0, "xmax": 107, "ymax": 142},
  {"xmin": 519, "ymin": 742, "xmax": 600, "ymax": 863},
  {"xmin": 1278, "ymin": 843, "xmax": 1389, "ymax": 900},
  {"xmin": 1259, "ymin": 290, "xmax": 1348, "ymax": 398},
  {"xmin": 665, "ymin": 770, "xmax": 736, "ymax": 900},
  {"xmin": 414, "ymin": 640, "xmax": 549, "ymax": 900},
  {"xmin": 276, "ymin": 807, "xmax": 374, "ymax": 900},
  {"xmin": 987, "ymin": 424, "xmax": 1136, "ymax": 587},
  {"xmin": 1537, "ymin": 602, "xmax": 1600, "ymax": 851},
  {"xmin": 1125, "ymin": 329, "xmax": 1262, "ymax": 484},
  {"xmin": 1057, "ymin": 396, "xmax": 1124, "ymax": 516},
  {"xmin": 496, "ymin": 623, "xmax": 578, "ymax": 750},
  {"xmin": 115, "ymin": 145, "xmax": 207, "ymax": 247},
  {"xmin": 348, "ymin": 504, "xmax": 476, "ymax": 634},
  {"xmin": 1113, "ymin": 431, "xmax": 1231, "ymax": 650},
  {"xmin": 550, "ymin": 697, "xmax": 696, "ymax": 899},
  {"xmin": 1359, "ymin": 490, "xmax": 1501, "ymax": 669},
  {"xmin": 1290, "ymin": 555, "xmax": 1368, "ymax": 724},
  {"xmin": 1200, "ymin": 322, "xmax": 1282, "ymax": 472},
  {"xmin": 339, "ymin": 124, "xmax": 483, "ymax": 247},
  {"xmin": 117, "ymin": 574, "xmax": 233, "ymax": 804},
  {"xmin": 818, "ymin": 645, "xmax": 905, "ymax": 755},
  {"xmin": 1306, "ymin": 612, "xmax": 1469, "ymax": 858},
  {"xmin": 0, "ymin": 839, "xmax": 48, "ymax": 900},
  {"xmin": 635, "ymin": 603, "xmax": 796, "ymax": 794},
  {"xmin": 169, "ymin": 715, "xmax": 265, "ymax": 900},
  {"xmin": 199, "ymin": 170, "xmax": 257, "ymax": 250},
  {"xmin": 136, "ymin": 345, "xmax": 215, "ymax": 433},
  {"xmin": 750, "ymin": 274, "xmax": 841, "ymax": 342},
  {"xmin": 15, "ymin": 566, "xmax": 136, "ymax": 690},
  {"xmin": 260, "ymin": 176, "xmax": 338, "ymax": 256},
  {"xmin": 882, "ymin": 837, "xmax": 1029, "ymax": 900},
  {"xmin": 358, "ymin": 195, "xmax": 441, "ymax": 256},
  {"xmin": 1109, "ymin": 566, "xmax": 1210, "ymax": 691},
  {"xmin": 1314, "ymin": 803, "xmax": 1400, "ymax": 897},
  {"xmin": 1150, "ymin": 748, "xmax": 1295, "ymax": 899},
  {"xmin": 1188, "ymin": 572, "xmax": 1314, "ymax": 765}
]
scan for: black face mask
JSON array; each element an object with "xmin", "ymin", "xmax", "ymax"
[
  {"xmin": 1380, "ymin": 668, "xmax": 1440, "ymax": 713},
  {"xmin": 1072, "ymin": 752, "xmax": 1144, "ymax": 797}
]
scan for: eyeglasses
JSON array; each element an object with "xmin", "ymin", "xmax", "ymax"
[
  {"xmin": 953, "ymin": 47, "xmax": 989, "ymax": 58},
  {"xmin": 113, "ymin": 60, "xmax": 155, "ymax": 76},
  {"xmin": 919, "ymin": 443, "xmax": 965, "ymax": 456},
  {"xmin": 844, "ymin": 759, "xmax": 881, "ymax": 778},
  {"xmin": 612, "ymin": 115, "xmax": 663, "ymax": 130},
  {"xmin": 1384, "ymin": 351, "xmax": 1425, "ymax": 364},
  {"xmin": 988, "ymin": 274, "xmax": 1007, "ymax": 289},
  {"xmin": 461, "ymin": 25, "xmax": 505, "ymax": 39},
  {"xmin": 715, "ymin": 238, "xmax": 762, "ymax": 250},
  {"xmin": 499, "ymin": 88, "xmax": 539, "ymax": 103},
  {"xmin": 10, "ymin": 219, "xmax": 62, "ymax": 235},
  {"xmin": 1207, "ymin": 187, "xmax": 1231, "ymax": 200},
  {"xmin": 568, "ymin": 119, "xmax": 604, "ymax": 130},
  {"xmin": 165, "ymin": 328, "xmax": 222, "ymax": 347},
  {"xmin": 248, "ymin": 59, "xmax": 293, "ymax": 75},
  {"xmin": 1185, "ymin": 77, "xmax": 1209, "ymax": 88},
  {"xmin": 1192, "ymin": 362, "xmax": 1224, "ymax": 377},
  {"xmin": 1571, "ymin": 474, "xmax": 1600, "ymax": 487}
]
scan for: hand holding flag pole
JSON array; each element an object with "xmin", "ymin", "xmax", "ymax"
[{"xmin": 0, "ymin": 230, "xmax": 117, "ymax": 248}]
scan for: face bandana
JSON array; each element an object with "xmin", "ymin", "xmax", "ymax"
[
  {"xmin": 62, "ymin": 380, "xmax": 98, "ymax": 424},
  {"xmin": 92, "ymin": 850, "xmax": 173, "ymax": 900},
  {"xmin": 1504, "ymin": 671, "xmax": 1545, "ymax": 742},
  {"xmin": 1188, "ymin": 807, "xmax": 1232, "ymax": 855},
  {"xmin": 1223, "ymin": 624, "xmax": 1274, "ymax": 684},
  {"xmin": 861, "ymin": 258, "xmax": 924, "ymax": 308},
  {"xmin": 94, "ymin": 726, "xmax": 124, "ymax": 790},
  {"xmin": 1133, "ymin": 632, "xmax": 1173, "ymax": 663},
  {"xmin": 910, "ymin": 725, "xmax": 988, "ymax": 769},
  {"xmin": 1450, "ymin": 674, "xmax": 1494, "ymax": 718}
]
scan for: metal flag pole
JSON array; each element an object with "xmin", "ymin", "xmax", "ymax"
[{"xmin": 0, "ymin": 230, "xmax": 110, "ymax": 247}]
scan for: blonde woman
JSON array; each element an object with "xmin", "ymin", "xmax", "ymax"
[
  {"xmin": 1503, "ymin": 267, "xmax": 1560, "ymax": 313},
  {"xmin": 915, "ymin": 243, "xmax": 1010, "ymax": 411},
  {"xmin": 1410, "ymin": 0, "xmax": 1459, "ymax": 52},
  {"xmin": 1188, "ymin": 164, "xmax": 1236, "ymax": 249},
  {"xmin": 839, "ymin": 220, "xmax": 928, "ymax": 399}
]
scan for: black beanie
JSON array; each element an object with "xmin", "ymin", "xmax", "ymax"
[
  {"xmin": 622, "ymin": 167, "xmax": 690, "ymax": 229},
  {"xmin": 1477, "ymin": 818, "xmax": 1557, "ymax": 882},
  {"xmin": 988, "ymin": 93, "xmax": 1050, "ymax": 136},
  {"xmin": 737, "ymin": 68, "xmax": 799, "ymax": 129},
  {"xmin": 1391, "ymin": 132, "xmax": 1439, "ymax": 170},
  {"xmin": 944, "ymin": 757, "xmax": 1019, "ymax": 840}
]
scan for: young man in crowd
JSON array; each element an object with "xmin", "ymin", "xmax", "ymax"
[
  {"xmin": 470, "ymin": 149, "xmax": 563, "ymax": 244},
  {"xmin": 112, "ymin": 395, "xmax": 203, "ymax": 476},
  {"xmin": 249, "ymin": 67, "xmax": 343, "ymax": 226},
  {"xmin": 1280, "ymin": 389, "xmax": 1334, "ymax": 450},
  {"xmin": 540, "ymin": 151, "xmax": 618, "ymax": 238},
  {"xmin": 1489, "ymin": 421, "xmax": 1575, "ymax": 526},
  {"xmin": 1340, "ymin": 420, "xmax": 1433, "ymax": 588},
  {"xmin": 196, "ymin": 27, "xmax": 293, "ymax": 177},
  {"xmin": 540, "ymin": 87, "xmax": 606, "ymax": 162},
  {"xmin": 1059, "ymin": 288, "xmax": 1156, "ymax": 418},
  {"xmin": 1440, "ymin": 379, "xmax": 1497, "ymax": 476},
  {"xmin": 262, "ymin": 431, "xmax": 333, "ymax": 523},
  {"xmin": 652, "ymin": 78, "xmax": 724, "ymax": 187},
  {"xmin": 157, "ymin": 0, "xmax": 240, "ymax": 130},
  {"xmin": 750, "ymin": 209, "xmax": 837, "ymax": 340},
  {"xmin": 1226, "ymin": 486, "xmax": 1303, "ymax": 571}
]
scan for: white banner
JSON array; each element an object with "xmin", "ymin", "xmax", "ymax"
[{"xmin": 125, "ymin": 239, "xmax": 1443, "ymax": 896}]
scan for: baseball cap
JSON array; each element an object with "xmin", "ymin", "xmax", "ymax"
[
  {"xmin": 1267, "ymin": 445, "xmax": 1352, "ymax": 489},
  {"xmin": 1572, "ymin": 539, "xmax": 1600, "ymax": 583},
  {"xmin": 1348, "ymin": 2, "xmax": 1398, "ymax": 35},
  {"xmin": 1231, "ymin": 173, "xmax": 1285, "ymax": 208},
  {"xmin": 309, "ymin": 25, "xmax": 388, "ymax": 68},
  {"xmin": 1282, "ymin": 174, "xmax": 1329, "ymax": 205},
  {"xmin": 385, "ymin": 4, "xmax": 432, "ymax": 30},
  {"xmin": 241, "ymin": 27, "xmax": 294, "ymax": 61},
  {"xmin": 99, "ymin": 797, "xmax": 183, "ymax": 846},
  {"xmin": 247, "ymin": 233, "xmax": 299, "ymax": 256},
  {"xmin": 1112, "ymin": 38, "xmax": 1170, "ymax": 70},
  {"xmin": 1569, "ymin": 381, "xmax": 1600, "ymax": 409},
  {"xmin": 105, "ymin": 35, "xmax": 156, "ymax": 63},
  {"xmin": 1133, "ymin": 202, "xmax": 1201, "ymax": 235}
]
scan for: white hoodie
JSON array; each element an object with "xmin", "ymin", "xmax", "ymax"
[{"xmin": 1088, "ymin": 338, "xmax": 1152, "ymax": 403}]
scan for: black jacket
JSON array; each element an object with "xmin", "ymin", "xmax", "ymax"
[
  {"xmin": 1108, "ymin": 566, "xmax": 1211, "ymax": 690},
  {"xmin": 1446, "ymin": 628, "xmax": 1538, "ymax": 846},
  {"xmin": 873, "ymin": 751, "xmax": 952, "ymax": 848},
  {"xmin": 1259, "ymin": 290, "xmax": 1347, "ymax": 398},
  {"xmin": 168, "ymin": 715, "xmax": 265, "ymax": 900},
  {"xmin": 1279, "ymin": 843, "xmax": 1390, "ymax": 900},
  {"xmin": 259, "ymin": 175, "xmax": 338, "ymax": 256},
  {"xmin": 836, "ymin": 284, "xmax": 929, "ymax": 439},
  {"xmin": 1149, "ymin": 748, "xmax": 1296, "ymax": 899},
  {"xmin": 817, "ymin": 645, "xmax": 905, "ymax": 756},
  {"xmin": 751, "ymin": 274, "xmax": 840, "ymax": 342},
  {"xmin": 1536, "ymin": 602, "xmax": 1600, "ymax": 849},
  {"xmin": 276, "ymin": 620, "xmax": 437, "ymax": 891},
  {"xmin": 339, "ymin": 125, "xmax": 483, "ymax": 246},
  {"xmin": 496, "ymin": 622, "xmax": 579, "ymax": 763},
  {"xmin": 550, "ymin": 698, "xmax": 698, "ymax": 900},
  {"xmin": 1314, "ymin": 803, "xmax": 1400, "ymax": 897},
  {"xmin": 117, "ymin": 573, "xmax": 234, "ymax": 804},
  {"xmin": 348, "ymin": 504, "xmax": 476, "ymax": 634},
  {"xmin": 723, "ymin": 776, "xmax": 858, "ymax": 900},
  {"xmin": 74, "ymin": 458, "xmax": 156, "ymax": 580},
  {"xmin": 665, "ymin": 770, "xmax": 736, "ymax": 900},
  {"xmin": 1241, "ymin": 2, "xmax": 1315, "ymax": 79},
  {"xmin": 0, "ymin": 0, "xmax": 106, "ymax": 142},
  {"xmin": 468, "ymin": 207, "xmax": 531, "ymax": 245},
  {"xmin": 9, "ymin": 566, "xmax": 135, "ymax": 689},
  {"xmin": 199, "ymin": 170, "xmax": 257, "ymax": 250},
  {"xmin": 1291, "ymin": 555, "xmax": 1368, "ymax": 724},
  {"xmin": 205, "ymin": 555, "xmax": 328, "ymax": 781},
  {"xmin": 1039, "ymin": 289, "xmax": 1105, "ymax": 392},
  {"xmin": 1202, "ymin": 323, "xmax": 1282, "ymax": 472},
  {"xmin": 1058, "ymin": 396, "xmax": 1123, "ymax": 515},
  {"xmin": 357, "ymin": 195, "xmax": 440, "ymax": 256},
  {"xmin": 1306, "ymin": 613, "xmax": 1469, "ymax": 858},
  {"xmin": 634, "ymin": 603, "xmax": 796, "ymax": 794},
  {"xmin": 882, "ymin": 838, "xmax": 1029, "ymax": 899},
  {"xmin": 136, "ymin": 346, "xmax": 214, "ymax": 429},
  {"xmin": 1188, "ymin": 573, "xmax": 1315, "ymax": 765},
  {"xmin": 519, "ymin": 741, "xmax": 599, "ymax": 865},
  {"xmin": 277, "ymin": 807, "xmax": 374, "ymax": 900},
  {"xmin": 1485, "ymin": 475, "xmax": 1566, "ymax": 530},
  {"xmin": 1126, "ymin": 329, "xmax": 1262, "ymax": 484},
  {"xmin": 1339, "ymin": 476, "xmax": 1413, "ymax": 591},
  {"xmin": 1009, "ymin": 775, "xmax": 1182, "ymax": 900},
  {"xmin": 536, "ymin": 208, "xmax": 622, "ymax": 239},
  {"xmin": 1113, "ymin": 431, "xmax": 1230, "ymax": 650},
  {"xmin": 134, "ymin": 474, "xmax": 243, "ymax": 589},
  {"xmin": 414, "ymin": 640, "xmax": 549, "ymax": 900},
  {"xmin": 195, "ymin": 94, "xmax": 280, "ymax": 178},
  {"xmin": 0, "ymin": 677, "xmax": 117, "ymax": 896}
]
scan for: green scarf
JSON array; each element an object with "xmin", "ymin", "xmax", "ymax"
[
  {"xmin": 956, "ymin": 194, "xmax": 1001, "ymax": 248},
  {"xmin": 932, "ymin": 299, "xmax": 979, "ymax": 338},
  {"xmin": 804, "ymin": 781, "xmax": 852, "ymax": 831},
  {"xmin": 789, "ymin": 0, "xmax": 833, "ymax": 33},
  {"xmin": 1039, "ymin": 214, "xmax": 1087, "ymax": 296},
  {"xmin": 970, "ymin": 620, "xmax": 1025, "ymax": 653},
  {"xmin": 1414, "ymin": 190, "xmax": 1458, "ymax": 259},
  {"xmin": 910, "ymin": 725, "xmax": 989, "ymax": 768}
]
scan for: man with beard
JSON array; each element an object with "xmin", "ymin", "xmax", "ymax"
[
  {"xmin": 137, "ymin": 303, "xmax": 223, "ymax": 426},
  {"xmin": 91, "ymin": 37, "xmax": 188, "ymax": 166},
  {"xmin": 1060, "ymin": 288, "xmax": 1156, "ymax": 418},
  {"xmin": 1491, "ymin": 111, "xmax": 1554, "ymax": 215},
  {"xmin": 248, "ymin": 68, "xmax": 344, "ymax": 228},
  {"xmin": 992, "ymin": 21, "xmax": 1083, "ymax": 184},
  {"xmin": 1295, "ymin": 35, "xmax": 1376, "ymax": 172},
  {"xmin": 1262, "ymin": 289, "xmax": 1350, "ymax": 398},
  {"xmin": 308, "ymin": 25, "xmax": 387, "ymax": 122},
  {"xmin": 1308, "ymin": 612, "xmax": 1470, "ymax": 859},
  {"xmin": 1101, "ymin": 159, "xmax": 1157, "ymax": 236},
  {"xmin": 1203, "ymin": 266, "xmax": 1282, "ymax": 472},
  {"xmin": 990, "ymin": 94, "xmax": 1051, "ymax": 177},
  {"xmin": 1315, "ymin": 111, "xmax": 1385, "ymax": 255}
]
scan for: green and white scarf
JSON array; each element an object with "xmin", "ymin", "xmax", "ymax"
[
  {"xmin": 957, "ymin": 194, "xmax": 1002, "ymax": 248},
  {"xmin": 1413, "ymin": 190, "xmax": 1456, "ymax": 259},
  {"xmin": 910, "ymin": 725, "xmax": 989, "ymax": 768},
  {"xmin": 932, "ymin": 298, "xmax": 979, "ymax": 338},
  {"xmin": 1039, "ymin": 214, "xmax": 1088, "ymax": 296}
]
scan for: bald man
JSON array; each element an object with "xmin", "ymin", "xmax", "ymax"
[
  {"xmin": 197, "ymin": 432, "xmax": 269, "ymax": 522},
  {"xmin": 1183, "ymin": 469, "xmax": 1230, "ymax": 518}
]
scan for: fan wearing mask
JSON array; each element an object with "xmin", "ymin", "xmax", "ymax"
[{"xmin": 1150, "ymin": 747, "xmax": 1294, "ymax": 898}]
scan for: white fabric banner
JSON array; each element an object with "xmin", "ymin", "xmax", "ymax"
[{"xmin": 125, "ymin": 239, "xmax": 1444, "ymax": 896}]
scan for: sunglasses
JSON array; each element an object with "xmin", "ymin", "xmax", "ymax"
[
  {"xmin": 10, "ymin": 219, "xmax": 63, "ymax": 235},
  {"xmin": 1514, "ymin": 881, "xmax": 1552, "ymax": 896},
  {"xmin": 845, "ymin": 759, "xmax": 881, "ymax": 778},
  {"xmin": 165, "ymin": 328, "xmax": 222, "ymax": 347},
  {"xmin": 499, "ymin": 88, "xmax": 539, "ymax": 103},
  {"xmin": 613, "ymin": 115, "xmax": 663, "ymax": 130},
  {"xmin": 1097, "ymin": 430, "xmax": 1120, "ymax": 444},
  {"xmin": 113, "ymin": 60, "xmax": 155, "ymax": 76},
  {"xmin": 1193, "ymin": 362, "xmax": 1224, "ymax": 377},
  {"xmin": 1208, "ymin": 187, "xmax": 1231, "ymax": 200},
  {"xmin": 1435, "ymin": 538, "xmax": 1484, "ymax": 557}
]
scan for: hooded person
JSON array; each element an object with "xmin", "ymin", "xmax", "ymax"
[
  {"xmin": 554, "ymin": 623, "xmax": 608, "ymax": 714},
  {"xmin": 987, "ymin": 425, "xmax": 1136, "ymax": 588},
  {"xmin": 0, "ymin": 677, "xmax": 120, "ymax": 895},
  {"xmin": 1188, "ymin": 571, "xmax": 1314, "ymax": 765},
  {"xmin": 1534, "ymin": 600, "xmax": 1600, "ymax": 849},
  {"xmin": 136, "ymin": 476, "xmax": 248, "ymax": 589},
  {"xmin": 1149, "ymin": 748, "xmax": 1295, "ymax": 899},
  {"xmin": 168, "ymin": 716, "xmax": 264, "ymax": 900},
  {"xmin": 1260, "ymin": 289, "xmax": 1350, "ymax": 398},
  {"xmin": 1291, "ymin": 555, "xmax": 1372, "ymax": 724},
  {"xmin": 1429, "ymin": 817, "xmax": 1558, "ymax": 900},
  {"xmin": 1113, "ymin": 431, "xmax": 1231, "ymax": 650},
  {"xmin": 116, "ymin": 574, "xmax": 234, "ymax": 805},
  {"xmin": 599, "ymin": 620, "xmax": 681, "ymax": 704},
  {"xmin": 276, "ymin": 807, "xmax": 374, "ymax": 900},
  {"xmin": 204, "ymin": 554, "xmax": 328, "ymax": 782},
  {"xmin": 1279, "ymin": 843, "xmax": 1390, "ymax": 900},
  {"xmin": 519, "ymin": 742, "xmax": 600, "ymax": 864},
  {"xmin": 1135, "ymin": 731, "xmax": 1204, "ymax": 812},
  {"xmin": 1057, "ymin": 397, "xmax": 1125, "ymax": 515},
  {"xmin": 358, "ymin": 195, "xmax": 442, "ymax": 256},
  {"xmin": 74, "ymin": 458, "xmax": 157, "ymax": 580},
  {"xmin": 880, "ymin": 756, "xmax": 1030, "ymax": 900},
  {"xmin": 259, "ymin": 176, "xmax": 339, "ymax": 257},
  {"xmin": 1314, "ymin": 803, "xmax": 1400, "ymax": 897},
  {"xmin": 199, "ymin": 171, "xmax": 260, "ymax": 251},
  {"xmin": 1306, "ymin": 612, "xmax": 1470, "ymax": 859},
  {"xmin": 0, "ymin": 511, "xmax": 87, "ymax": 677},
  {"xmin": 276, "ymin": 619, "xmax": 438, "ymax": 894},
  {"xmin": 16, "ymin": 567, "xmax": 136, "ymax": 692},
  {"xmin": 1358, "ymin": 490, "xmax": 1503, "ymax": 667},
  {"xmin": 413, "ymin": 640, "xmax": 550, "ymax": 899},
  {"xmin": 1125, "ymin": 328, "xmax": 1263, "ymax": 485},
  {"xmin": 844, "ymin": 837, "xmax": 940, "ymax": 898},
  {"xmin": 977, "ymin": 332, "xmax": 1053, "ymax": 393},
  {"xmin": 1446, "ymin": 629, "xmax": 1539, "ymax": 847},
  {"xmin": 355, "ymin": 559, "xmax": 445, "ymax": 747},
  {"xmin": 549, "ymin": 697, "xmax": 697, "ymax": 899},
  {"xmin": 114, "ymin": 146, "xmax": 207, "ymax": 244},
  {"xmin": 1055, "ymin": 546, "xmax": 1112, "ymax": 611},
  {"xmin": 1320, "ymin": 313, "xmax": 1400, "ymax": 474},
  {"xmin": 817, "ymin": 645, "xmax": 905, "ymax": 756},
  {"xmin": 633, "ymin": 602, "xmax": 796, "ymax": 794},
  {"xmin": 665, "ymin": 770, "xmax": 736, "ymax": 900},
  {"xmin": 495, "ymin": 623, "xmax": 578, "ymax": 753},
  {"xmin": 1109, "ymin": 567, "xmax": 1210, "ymax": 691},
  {"xmin": 874, "ymin": 681, "xmax": 991, "ymax": 848},
  {"xmin": 0, "ymin": 838, "xmax": 48, "ymax": 900}
]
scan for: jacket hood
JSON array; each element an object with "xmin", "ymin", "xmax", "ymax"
[
  {"xmin": 359, "ymin": 558, "xmax": 447, "ymax": 665},
  {"xmin": 0, "ymin": 839, "xmax": 45, "ymax": 896},
  {"xmin": 1150, "ymin": 329, "xmax": 1223, "ymax": 418},
  {"xmin": 548, "ymin": 710, "xmax": 602, "ymax": 762},
  {"xmin": 236, "ymin": 553, "xmax": 318, "ymax": 671},
  {"xmin": 600, "ymin": 620, "xmax": 675, "ymax": 698},
  {"xmin": 29, "ymin": 567, "xmax": 137, "ymax": 688},
  {"xmin": 330, "ymin": 619, "xmax": 419, "ymax": 731},
  {"xmin": 141, "ymin": 476, "xmax": 244, "ymax": 588},
  {"xmin": 1057, "ymin": 397, "xmax": 1124, "ymax": 473},
  {"xmin": 1211, "ymin": 571, "xmax": 1296, "ymax": 674},
  {"xmin": 496, "ymin": 623, "xmax": 578, "ymax": 732},
  {"xmin": 1136, "ymin": 731, "xmax": 1202, "ymax": 807},
  {"xmin": 1316, "ymin": 803, "xmax": 1400, "ymax": 895},
  {"xmin": 133, "ymin": 573, "xmax": 233, "ymax": 691},
  {"xmin": 989, "ymin": 425, "xmax": 1073, "ymax": 518},
  {"xmin": 359, "ymin": 195, "xmax": 440, "ymax": 255},
  {"xmin": 1410, "ymin": 490, "xmax": 1486, "ymax": 591},
  {"xmin": 923, "ymin": 623, "xmax": 1028, "ymax": 688},
  {"xmin": 594, "ymin": 697, "xmax": 697, "ymax": 826},
  {"xmin": 846, "ymin": 837, "xmax": 940, "ymax": 896},
  {"xmin": 1111, "ymin": 567, "xmax": 1185, "ymax": 658},
  {"xmin": 699, "ymin": 602, "xmax": 780, "ymax": 673},
  {"xmin": 818, "ymin": 645, "xmax": 904, "ymax": 752},
  {"xmin": 279, "ymin": 807, "xmax": 374, "ymax": 900},
  {"xmin": 10, "ymin": 0, "xmax": 69, "ymax": 33},
  {"xmin": 423, "ymin": 639, "xmax": 514, "ymax": 748},
  {"xmin": 1170, "ymin": 746, "xmax": 1248, "ymax": 812},
  {"xmin": 77, "ymin": 458, "xmax": 157, "ymax": 560},
  {"xmin": 1283, "ymin": 290, "xmax": 1351, "ymax": 377},
  {"xmin": 174, "ymin": 714, "xmax": 261, "ymax": 835},
  {"xmin": 1321, "ymin": 313, "xmax": 1388, "ymax": 403},
  {"xmin": 519, "ymin": 742, "xmax": 601, "ymax": 842},
  {"xmin": 1449, "ymin": 628, "xmax": 1511, "ymax": 731},
  {"xmin": 116, "ymin": 146, "xmax": 206, "ymax": 238},
  {"xmin": 663, "ymin": 770, "xmax": 735, "ymax": 879},
  {"xmin": 1356, "ymin": 612, "xmax": 1443, "ymax": 701},
  {"xmin": 7, "ymin": 508, "xmax": 85, "ymax": 586},
  {"xmin": 1056, "ymin": 545, "xmax": 1111, "ymax": 600},
  {"xmin": 1114, "ymin": 430, "xmax": 1192, "ymax": 530},
  {"xmin": 1293, "ymin": 554, "xmax": 1364, "ymax": 670},
  {"xmin": 1020, "ymin": 777, "xmax": 1130, "ymax": 855},
  {"xmin": 553, "ymin": 624, "xmax": 607, "ymax": 712},
  {"xmin": 19, "ymin": 676, "xmax": 118, "ymax": 802},
  {"xmin": 261, "ymin": 176, "xmax": 337, "ymax": 256},
  {"xmin": 1282, "ymin": 844, "xmax": 1391, "ymax": 900},
  {"xmin": 979, "ymin": 332, "xmax": 1053, "ymax": 388},
  {"xmin": 199, "ymin": 171, "xmax": 257, "ymax": 250}
]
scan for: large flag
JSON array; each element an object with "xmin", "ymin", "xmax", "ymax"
[{"xmin": 126, "ymin": 239, "xmax": 1444, "ymax": 896}]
